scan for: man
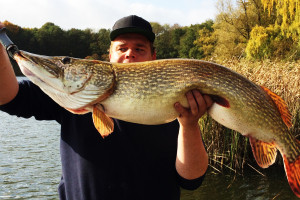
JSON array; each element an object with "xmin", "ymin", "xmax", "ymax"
[{"xmin": 0, "ymin": 15, "xmax": 212, "ymax": 200}]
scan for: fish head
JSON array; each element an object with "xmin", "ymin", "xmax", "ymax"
[
  {"xmin": 14, "ymin": 50, "xmax": 115, "ymax": 112},
  {"xmin": 15, "ymin": 51, "xmax": 65, "ymax": 89}
]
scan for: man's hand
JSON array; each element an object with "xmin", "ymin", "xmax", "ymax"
[
  {"xmin": 174, "ymin": 90, "xmax": 213, "ymax": 129},
  {"xmin": 0, "ymin": 20, "xmax": 19, "ymax": 105}
]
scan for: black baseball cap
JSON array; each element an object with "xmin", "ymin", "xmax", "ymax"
[{"xmin": 110, "ymin": 15, "xmax": 155, "ymax": 42}]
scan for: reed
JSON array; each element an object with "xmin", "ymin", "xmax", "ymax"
[{"xmin": 201, "ymin": 59, "xmax": 300, "ymax": 172}]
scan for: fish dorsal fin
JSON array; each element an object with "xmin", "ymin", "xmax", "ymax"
[
  {"xmin": 249, "ymin": 137, "xmax": 277, "ymax": 168},
  {"xmin": 260, "ymin": 86, "xmax": 292, "ymax": 128},
  {"xmin": 92, "ymin": 105, "xmax": 114, "ymax": 138}
]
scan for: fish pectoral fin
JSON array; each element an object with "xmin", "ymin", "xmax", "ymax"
[
  {"xmin": 65, "ymin": 107, "xmax": 90, "ymax": 114},
  {"xmin": 260, "ymin": 86, "xmax": 292, "ymax": 128},
  {"xmin": 92, "ymin": 106, "xmax": 114, "ymax": 138},
  {"xmin": 283, "ymin": 154, "xmax": 300, "ymax": 198},
  {"xmin": 249, "ymin": 137, "xmax": 277, "ymax": 168}
]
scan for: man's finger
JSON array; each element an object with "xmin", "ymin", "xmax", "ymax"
[
  {"xmin": 193, "ymin": 90, "xmax": 210, "ymax": 115},
  {"xmin": 174, "ymin": 102, "xmax": 186, "ymax": 117},
  {"xmin": 203, "ymin": 95, "xmax": 213, "ymax": 108},
  {"xmin": 186, "ymin": 91, "xmax": 199, "ymax": 116}
]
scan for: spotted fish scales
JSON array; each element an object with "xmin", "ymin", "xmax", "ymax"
[{"xmin": 11, "ymin": 50, "xmax": 300, "ymax": 198}]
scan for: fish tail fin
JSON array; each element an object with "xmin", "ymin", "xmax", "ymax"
[
  {"xmin": 283, "ymin": 152, "xmax": 300, "ymax": 198},
  {"xmin": 249, "ymin": 137, "xmax": 278, "ymax": 168}
]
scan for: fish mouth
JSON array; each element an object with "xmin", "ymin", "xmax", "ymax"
[
  {"xmin": 14, "ymin": 51, "xmax": 63, "ymax": 91},
  {"xmin": 14, "ymin": 52, "xmax": 39, "ymax": 79},
  {"xmin": 15, "ymin": 51, "xmax": 62, "ymax": 78},
  {"xmin": 20, "ymin": 63, "xmax": 54, "ymax": 90}
]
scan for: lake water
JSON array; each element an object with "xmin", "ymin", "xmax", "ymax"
[
  {"xmin": 0, "ymin": 78, "xmax": 298, "ymax": 200},
  {"xmin": 0, "ymin": 111, "xmax": 61, "ymax": 199}
]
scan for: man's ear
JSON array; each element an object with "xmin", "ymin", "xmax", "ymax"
[
  {"xmin": 152, "ymin": 51, "xmax": 157, "ymax": 60},
  {"xmin": 108, "ymin": 43, "xmax": 112, "ymax": 61}
]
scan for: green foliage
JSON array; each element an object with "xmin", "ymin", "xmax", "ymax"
[
  {"xmin": 178, "ymin": 26, "xmax": 198, "ymax": 58},
  {"xmin": 213, "ymin": 20, "xmax": 248, "ymax": 59},
  {"xmin": 153, "ymin": 23, "xmax": 184, "ymax": 59},
  {"xmin": 260, "ymin": 0, "xmax": 300, "ymax": 59},
  {"xmin": 246, "ymin": 24, "xmax": 297, "ymax": 60},
  {"xmin": 65, "ymin": 28, "xmax": 92, "ymax": 58},
  {"xmin": 89, "ymin": 28, "xmax": 111, "ymax": 60},
  {"xmin": 262, "ymin": 0, "xmax": 300, "ymax": 37},
  {"xmin": 245, "ymin": 25, "xmax": 279, "ymax": 59},
  {"xmin": 3, "ymin": 21, "xmax": 111, "ymax": 60},
  {"xmin": 35, "ymin": 22, "xmax": 67, "ymax": 55},
  {"xmin": 194, "ymin": 27, "xmax": 217, "ymax": 58},
  {"xmin": 212, "ymin": 0, "xmax": 299, "ymax": 60},
  {"xmin": 213, "ymin": 0, "xmax": 276, "ymax": 59},
  {"xmin": 152, "ymin": 20, "xmax": 216, "ymax": 59},
  {"xmin": 179, "ymin": 23, "xmax": 213, "ymax": 59}
]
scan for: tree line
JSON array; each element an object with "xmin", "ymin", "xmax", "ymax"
[{"xmin": 3, "ymin": 0, "xmax": 299, "ymax": 67}]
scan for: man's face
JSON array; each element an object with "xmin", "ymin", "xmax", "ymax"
[{"xmin": 109, "ymin": 33, "xmax": 156, "ymax": 63}]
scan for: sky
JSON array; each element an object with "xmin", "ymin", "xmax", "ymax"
[{"xmin": 0, "ymin": 0, "xmax": 218, "ymax": 31}]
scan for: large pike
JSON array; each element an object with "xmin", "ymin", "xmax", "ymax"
[{"xmin": 5, "ymin": 49, "xmax": 300, "ymax": 197}]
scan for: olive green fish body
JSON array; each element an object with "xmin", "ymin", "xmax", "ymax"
[
  {"xmin": 13, "ymin": 51, "xmax": 300, "ymax": 197},
  {"xmin": 103, "ymin": 59, "xmax": 286, "ymax": 140}
]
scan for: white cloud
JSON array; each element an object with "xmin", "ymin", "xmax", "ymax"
[{"xmin": 0, "ymin": 0, "xmax": 218, "ymax": 30}]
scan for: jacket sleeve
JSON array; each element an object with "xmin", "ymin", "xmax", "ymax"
[
  {"xmin": 176, "ymin": 170, "xmax": 206, "ymax": 190},
  {"xmin": 0, "ymin": 80, "xmax": 63, "ymax": 122}
]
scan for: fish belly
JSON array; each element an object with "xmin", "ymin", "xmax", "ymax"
[
  {"xmin": 208, "ymin": 103, "xmax": 255, "ymax": 136},
  {"xmin": 208, "ymin": 103, "xmax": 276, "ymax": 143},
  {"xmin": 101, "ymin": 93, "xmax": 189, "ymax": 124}
]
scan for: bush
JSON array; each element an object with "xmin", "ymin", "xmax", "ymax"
[{"xmin": 246, "ymin": 24, "xmax": 298, "ymax": 60}]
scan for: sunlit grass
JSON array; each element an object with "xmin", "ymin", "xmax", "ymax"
[{"xmin": 201, "ymin": 59, "xmax": 300, "ymax": 172}]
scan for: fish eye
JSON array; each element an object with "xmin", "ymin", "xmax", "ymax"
[{"xmin": 61, "ymin": 57, "xmax": 71, "ymax": 64}]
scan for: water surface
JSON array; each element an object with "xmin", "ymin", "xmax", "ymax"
[{"xmin": 0, "ymin": 110, "xmax": 61, "ymax": 199}]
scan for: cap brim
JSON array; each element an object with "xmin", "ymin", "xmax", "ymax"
[{"xmin": 110, "ymin": 27, "xmax": 155, "ymax": 42}]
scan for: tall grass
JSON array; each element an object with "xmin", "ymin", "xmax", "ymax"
[{"xmin": 201, "ymin": 59, "xmax": 300, "ymax": 172}]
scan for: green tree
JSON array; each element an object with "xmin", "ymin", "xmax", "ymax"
[
  {"xmin": 94, "ymin": 28, "xmax": 111, "ymax": 60},
  {"xmin": 246, "ymin": 25, "xmax": 277, "ymax": 59},
  {"xmin": 214, "ymin": 0, "xmax": 274, "ymax": 59},
  {"xmin": 246, "ymin": 24, "xmax": 296, "ymax": 59},
  {"xmin": 154, "ymin": 23, "xmax": 184, "ymax": 59},
  {"xmin": 194, "ymin": 20, "xmax": 216, "ymax": 59},
  {"xmin": 260, "ymin": 0, "xmax": 300, "ymax": 58},
  {"xmin": 35, "ymin": 22, "xmax": 66, "ymax": 55},
  {"xmin": 3, "ymin": 21, "xmax": 21, "ymax": 42},
  {"xmin": 170, "ymin": 25, "xmax": 186, "ymax": 58},
  {"xmin": 179, "ymin": 24, "xmax": 204, "ymax": 59},
  {"xmin": 262, "ymin": 0, "xmax": 300, "ymax": 37},
  {"xmin": 65, "ymin": 28, "xmax": 92, "ymax": 58},
  {"xmin": 246, "ymin": 0, "xmax": 299, "ymax": 59}
]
